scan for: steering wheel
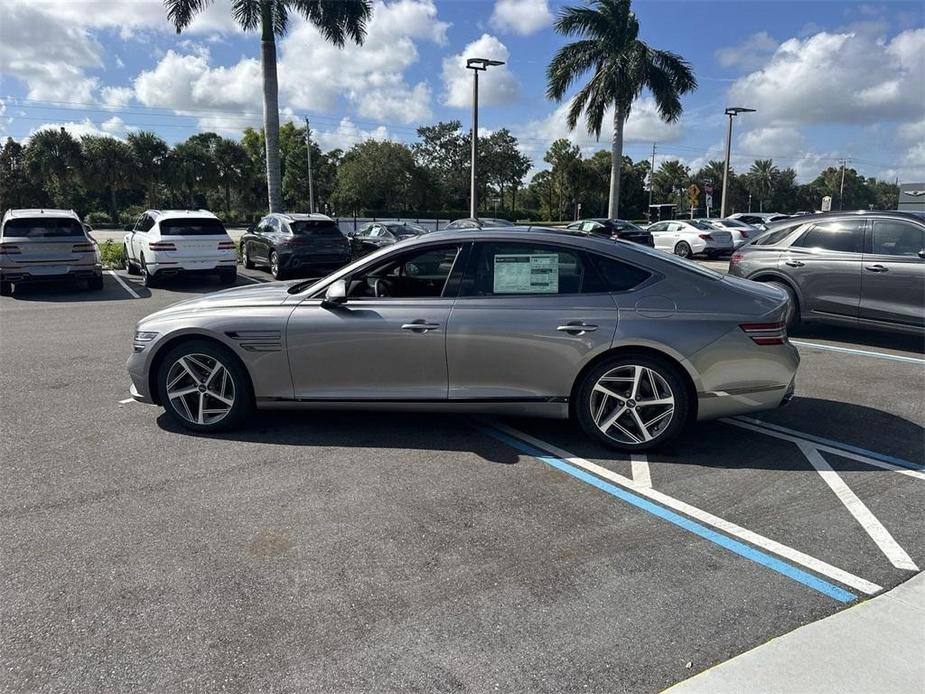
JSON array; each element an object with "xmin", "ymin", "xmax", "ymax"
[{"xmin": 372, "ymin": 278, "xmax": 391, "ymax": 297}]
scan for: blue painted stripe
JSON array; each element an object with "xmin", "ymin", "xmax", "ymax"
[
  {"xmin": 734, "ymin": 418, "xmax": 925, "ymax": 472},
  {"xmin": 481, "ymin": 426, "xmax": 856, "ymax": 604},
  {"xmin": 791, "ymin": 340, "xmax": 924, "ymax": 366}
]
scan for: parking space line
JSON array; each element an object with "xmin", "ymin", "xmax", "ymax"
[
  {"xmin": 726, "ymin": 418, "xmax": 925, "ymax": 481},
  {"xmin": 237, "ymin": 273, "xmax": 265, "ymax": 284},
  {"xmin": 798, "ymin": 442, "xmax": 919, "ymax": 572},
  {"xmin": 118, "ymin": 397, "xmax": 135, "ymax": 404},
  {"xmin": 107, "ymin": 270, "xmax": 140, "ymax": 299},
  {"xmin": 790, "ymin": 340, "xmax": 925, "ymax": 365},
  {"xmin": 631, "ymin": 454, "xmax": 652, "ymax": 488},
  {"xmin": 482, "ymin": 421, "xmax": 878, "ymax": 599}
]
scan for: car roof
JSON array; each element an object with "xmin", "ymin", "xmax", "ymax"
[
  {"xmin": 765, "ymin": 209, "xmax": 925, "ymax": 227},
  {"xmin": 271, "ymin": 212, "xmax": 334, "ymax": 222},
  {"xmin": 146, "ymin": 209, "xmax": 220, "ymax": 220},
  {"xmin": 3, "ymin": 208, "xmax": 80, "ymax": 222},
  {"xmin": 397, "ymin": 225, "xmax": 616, "ymax": 249}
]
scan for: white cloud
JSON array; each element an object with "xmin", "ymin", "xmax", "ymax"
[
  {"xmin": 715, "ymin": 32, "xmax": 779, "ymax": 71},
  {"xmin": 442, "ymin": 34, "xmax": 520, "ymax": 108},
  {"xmin": 28, "ymin": 119, "xmax": 118, "ymax": 140},
  {"xmin": 101, "ymin": 116, "xmax": 132, "ymax": 136},
  {"xmin": 490, "ymin": 0, "xmax": 553, "ymax": 36},
  {"xmin": 313, "ymin": 117, "xmax": 393, "ymax": 151},
  {"xmin": 101, "ymin": 86, "xmax": 133, "ymax": 109},
  {"xmin": 33, "ymin": 0, "xmax": 239, "ymax": 36}
]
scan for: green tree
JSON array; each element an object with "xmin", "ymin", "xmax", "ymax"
[
  {"xmin": 213, "ymin": 138, "xmax": 252, "ymax": 215},
  {"xmin": 166, "ymin": 140, "xmax": 217, "ymax": 209},
  {"xmin": 332, "ymin": 140, "xmax": 421, "ymax": 212},
  {"xmin": 165, "ymin": 0, "xmax": 372, "ymax": 213},
  {"xmin": 0, "ymin": 138, "xmax": 41, "ymax": 211},
  {"xmin": 127, "ymin": 131, "xmax": 169, "ymax": 208},
  {"xmin": 745, "ymin": 159, "xmax": 779, "ymax": 212},
  {"xmin": 412, "ymin": 121, "xmax": 470, "ymax": 210},
  {"xmin": 652, "ymin": 159, "xmax": 690, "ymax": 210},
  {"xmin": 481, "ymin": 129, "xmax": 531, "ymax": 214},
  {"xmin": 23, "ymin": 127, "xmax": 83, "ymax": 209},
  {"xmin": 80, "ymin": 135, "xmax": 136, "ymax": 222},
  {"xmin": 546, "ymin": 0, "xmax": 696, "ymax": 217}
]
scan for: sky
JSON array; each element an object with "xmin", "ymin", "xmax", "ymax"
[{"xmin": 0, "ymin": 0, "xmax": 923, "ymax": 183}]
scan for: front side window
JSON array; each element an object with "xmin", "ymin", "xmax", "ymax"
[
  {"xmin": 793, "ymin": 220, "xmax": 863, "ymax": 253},
  {"xmin": 463, "ymin": 242, "xmax": 588, "ymax": 296},
  {"xmin": 870, "ymin": 220, "xmax": 924, "ymax": 257},
  {"xmin": 346, "ymin": 244, "xmax": 462, "ymax": 299}
]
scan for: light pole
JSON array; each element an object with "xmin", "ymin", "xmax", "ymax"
[
  {"xmin": 466, "ymin": 57, "xmax": 504, "ymax": 219},
  {"xmin": 720, "ymin": 106, "xmax": 755, "ymax": 218}
]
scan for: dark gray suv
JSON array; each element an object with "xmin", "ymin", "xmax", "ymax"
[{"xmin": 728, "ymin": 211, "xmax": 924, "ymax": 334}]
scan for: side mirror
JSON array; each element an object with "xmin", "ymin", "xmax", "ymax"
[
  {"xmin": 124, "ymin": 224, "xmax": 134, "ymax": 232},
  {"xmin": 322, "ymin": 279, "xmax": 348, "ymax": 307}
]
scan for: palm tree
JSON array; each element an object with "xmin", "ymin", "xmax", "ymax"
[
  {"xmin": 80, "ymin": 136, "xmax": 136, "ymax": 222},
  {"xmin": 747, "ymin": 159, "xmax": 778, "ymax": 212},
  {"xmin": 165, "ymin": 0, "xmax": 372, "ymax": 213},
  {"xmin": 546, "ymin": 0, "xmax": 696, "ymax": 218},
  {"xmin": 127, "ymin": 131, "xmax": 169, "ymax": 208}
]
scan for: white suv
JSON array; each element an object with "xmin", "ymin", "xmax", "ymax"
[
  {"xmin": 123, "ymin": 210, "xmax": 237, "ymax": 287},
  {"xmin": 0, "ymin": 209, "xmax": 103, "ymax": 296}
]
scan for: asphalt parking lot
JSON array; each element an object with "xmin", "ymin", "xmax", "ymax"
[{"xmin": 1, "ymin": 266, "xmax": 923, "ymax": 692}]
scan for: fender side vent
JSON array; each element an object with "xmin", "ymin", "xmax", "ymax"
[{"xmin": 226, "ymin": 330, "xmax": 282, "ymax": 352}]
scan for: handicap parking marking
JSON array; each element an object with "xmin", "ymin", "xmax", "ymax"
[
  {"xmin": 797, "ymin": 442, "xmax": 919, "ymax": 572},
  {"xmin": 726, "ymin": 417, "xmax": 925, "ymax": 480},
  {"xmin": 107, "ymin": 270, "xmax": 140, "ymax": 299},
  {"xmin": 790, "ymin": 340, "xmax": 925, "ymax": 365},
  {"xmin": 481, "ymin": 420, "xmax": 880, "ymax": 599}
]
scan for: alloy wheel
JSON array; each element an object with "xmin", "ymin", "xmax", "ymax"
[
  {"xmin": 165, "ymin": 353, "xmax": 236, "ymax": 425},
  {"xmin": 270, "ymin": 252, "xmax": 279, "ymax": 278},
  {"xmin": 589, "ymin": 365, "xmax": 675, "ymax": 445}
]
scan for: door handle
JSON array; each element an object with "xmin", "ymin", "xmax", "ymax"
[
  {"xmin": 865, "ymin": 264, "xmax": 888, "ymax": 273},
  {"xmin": 401, "ymin": 321, "xmax": 440, "ymax": 333},
  {"xmin": 785, "ymin": 260, "xmax": 805, "ymax": 267},
  {"xmin": 557, "ymin": 322, "xmax": 598, "ymax": 335}
]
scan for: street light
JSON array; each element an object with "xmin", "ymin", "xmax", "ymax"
[
  {"xmin": 720, "ymin": 106, "xmax": 756, "ymax": 218},
  {"xmin": 466, "ymin": 57, "xmax": 505, "ymax": 219}
]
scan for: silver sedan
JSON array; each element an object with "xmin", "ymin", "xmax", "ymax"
[{"xmin": 127, "ymin": 228, "xmax": 799, "ymax": 451}]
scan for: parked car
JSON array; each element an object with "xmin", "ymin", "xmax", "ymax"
[
  {"xmin": 349, "ymin": 221, "xmax": 429, "ymax": 257},
  {"xmin": 698, "ymin": 218, "xmax": 756, "ymax": 249},
  {"xmin": 123, "ymin": 210, "xmax": 237, "ymax": 287},
  {"xmin": 728, "ymin": 210, "xmax": 924, "ymax": 334},
  {"xmin": 726, "ymin": 212, "xmax": 790, "ymax": 231},
  {"xmin": 564, "ymin": 218, "xmax": 654, "ymax": 246},
  {"xmin": 127, "ymin": 227, "xmax": 798, "ymax": 451},
  {"xmin": 645, "ymin": 219, "xmax": 734, "ymax": 258},
  {"xmin": 241, "ymin": 213, "xmax": 351, "ymax": 280},
  {"xmin": 0, "ymin": 209, "xmax": 103, "ymax": 296},
  {"xmin": 443, "ymin": 217, "xmax": 514, "ymax": 230}
]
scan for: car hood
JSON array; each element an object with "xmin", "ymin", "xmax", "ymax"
[{"xmin": 143, "ymin": 280, "xmax": 299, "ymax": 320}]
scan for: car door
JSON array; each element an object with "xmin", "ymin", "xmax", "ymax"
[
  {"xmin": 648, "ymin": 222, "xmax": 671, "ymax": 250},
  {"xmin": 285, "ymin": 242, "xmax": 466, "ymax": 400},
  {"xmin": 859, "ymin": 217, "xmax": 925, "ymax": 328},
  {"xmin": 445, "ymin": 240, "xmax": 619, "ymax": 400},
  {"xmin": 779, "ymin": 218, "xmax": 865, "ymax": 320},
  {"xmin": 130, "ymin": 214, "xmax": 151, "ymax": 263}
]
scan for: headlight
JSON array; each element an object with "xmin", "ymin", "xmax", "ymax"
[{"xmin": 133, "ymin": 331, "xmax": 158, "ymax": 352}]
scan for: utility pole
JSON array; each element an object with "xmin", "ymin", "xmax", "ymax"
[
  {"xmin": 304, "ymin": 117, "xmax": 315, "ymax": 213},
  {"xmin": 648, "ymin": 143, "xmax": 656, "ymax": 214},
  {"xmin": 838, "ymin": 158, "xmax": 848, "ymax": 211}
]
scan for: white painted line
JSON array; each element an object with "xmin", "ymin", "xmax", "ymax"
[
  {"xmin": 790, "ymin": 340, "xmax": 925, "ymax": 365},
  {"xmin": 798, "ymin": 442, "xmax": 919, "ymax": 571},
  {"xmin": 631, "ymin": 454, "xmax": 652, "ymax": 488},
  {"xmin": 118, "ymin": 397, "xmax": 135, "ymax": 404},
  {"xmin": 237, "ymin": 273, "xmax": 265, "ymax": 284},
  {"xmin": 107, "ymin": 270, "xmax": 140, "ymax": 299},
  {"xmin": 489, "ymin": 421, "xmax": 882, "ymax": 595},
  {"xmin": 725, "ymin": 418, "xmax": 925, "ymax": 482}
]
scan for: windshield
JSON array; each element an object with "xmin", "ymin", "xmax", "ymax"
[
  {"xmin": 291, "ymin": 220, "xmax": 343, "ymax": 236},
  {"xmin": 2, "ymin": 218, "xmax": 85, "ymax": 238},
  {"xmin": 160, "ymin": 218, "xmax": 227, "ymax": 236}
]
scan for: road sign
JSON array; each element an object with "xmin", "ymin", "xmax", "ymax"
[
  {"xmin": 688, "ymin": 184, "xmax": 700, "ymax": 206},
  {"xmin": 821, "ymin": 195, "xmax": 832, "ymax": 212},
  {"xmin": 703, "ymin": 180, "xmax": 714, "ymax": 195},
  {"xmin": 705, "ymin": 194, "xmax": 713, "ymax": 209}
]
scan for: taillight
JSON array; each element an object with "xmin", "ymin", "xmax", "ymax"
[
  {"xmin": 72, "ymin": 242, "xmax": 95, "ymax": 253},
  {"xmin": 730, "ymin": 251, "xmax": 744, "ymax": 266},
  {"xmin": 218, "ymin": 240, "xmax": 235, "ymax": 250},
  {"xmin": 149, "ymin": 241, "xmax": 176, "ymax": 251},
  {"xmin": 698, "ymin": 234, "xmax": 713, "ymax": 240},
  {"xmin": 0, "ymin": 244, "xmax": 21, "ymax": 255},
  {"xmin": 740, "ymin": 322, "xmax": 786, "ymax": 345}
]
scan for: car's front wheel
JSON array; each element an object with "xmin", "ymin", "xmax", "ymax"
[
  {"xmin": 156, "ymin": 339, "xmax": 253, "ymax": 432},
  {"xmin": 575, "ymin": 354, "xmax": 689, "ymax": 451},
  {"xmin": 242, "ymin": 244, "xmax": 255, "ymax": 270}
]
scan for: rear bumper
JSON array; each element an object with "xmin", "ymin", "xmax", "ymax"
[
  {"xmin": 1, "ymin": 264, "xmax": 102, "ymax": 283},
  {"xmin": 280, "ymin": 252, "xmax": 350, "ymax": 271},
  {"xmin": 696, "ymin": 378, "xmax": 795, "ymax": 421},
  {"xmin": 148, "ymin": 258, "xmax": 237, "ymax": 275}
]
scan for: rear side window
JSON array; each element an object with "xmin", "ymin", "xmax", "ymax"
[
  {"xmin": 793, "ymin": 220, "xmax": 863, "ymax": 253},
  {"xmin": 588, "ymin": 254, "xmax": 652, "ymax": 292},
  {"xmin": 3, "ymin": 218, "xmax": 85, "ymax": 238},
  {"xmin": 159, "ymin": 218, "xmax": 227, "ymax": 236},
  {"xmin": 290, "ymin": 220, "xmax": 343, "ymax": 237},
  {"xmin": 869, "ymin": 220, "xmax": 924, "ymax": 257},
  {"xmin": 463, "ymin": 242, "xmax": 588, "ymax": 296},
  {"xmin": 753, "ymin": 223, "xmax": 806, "ymax": 246}
]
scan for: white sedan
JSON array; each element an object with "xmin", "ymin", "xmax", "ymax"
[{"xmin": 645, "ymin": 219, "xmax": 734, "ymax": 258}]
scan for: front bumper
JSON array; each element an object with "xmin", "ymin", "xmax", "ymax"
[{"xmin": 127, "ymin": 350, "xmax": 155, "ymax": 404}]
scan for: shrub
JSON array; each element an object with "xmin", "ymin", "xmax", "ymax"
[
  {"xmin": 97, "ymin": 240, "xmax": 125, "ymax": 269},
  {"xmin": 119, "ymin": 205, "xmax": 146, "ymax": 225},
  {"xmin": 85, "ymin": 211, "xmax": 112, "ymax": 226}
]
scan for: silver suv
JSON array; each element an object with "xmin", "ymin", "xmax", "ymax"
[
  {"xmin": 0, "ymin": 209, "xmax": 103, "ymax": 296},
  {"xmin": 728, "ymin": 211, "xmax": 924, "ymax": 334}
]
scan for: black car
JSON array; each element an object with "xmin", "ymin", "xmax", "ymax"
[
  {"xmin": 349, "ymin": 221, "xmax": 429, "ymax": 258},
  {"xmin": 240, "ymin": 213, "xmax": 352, "ymax": 280},
  {"xmin": 443, "ymin": 217, "xmax": 514, "ymax": 230},
  {"xmin": 564, "ymin": 218, "xmax": 654, "ymax": 247}
]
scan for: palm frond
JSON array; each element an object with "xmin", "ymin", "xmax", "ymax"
[
  {"xmin": 164, "ymin": 0, "xmax": 214, "ymax": 32},
  {"xmin": 545, "ymin": 40, "xmax": 603, "ymax": 101},
  {"xmin": 554, "ymin": 4, "xmax": 615, "ymax": 39},
  {"xmin": 231, "ymin": 0, "xmax": 261, "ymax": 32},
  {"xmin": 288, "ymin": 0, "xmax": 372, "ymax": 45}
]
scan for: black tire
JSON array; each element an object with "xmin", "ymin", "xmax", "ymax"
[
  {"xmin": 269, "ymin": 251, "xmax": 286, "ymax": 280},
  {"xmin": 0, "ymin": 281, "xmax": 11, "ymax": 296},
  {"xmin": 242, "ymin": 244, "xmax": 255, "ymax": 270},
  {"xmin": 124, "ymin": 245, "xmax": 140, "ymax": 275},
  {"xmin": 140, "ymin": 257, "xmax": 157, "ymax": 288},
  {"xmin": 156, "ymin": 339, "xmax": 253, "ymax": 433},
  {"xmin": 575, "ymin": 353, "xmax": 689, "ymax": 452},
  {"xmin": 88, "ymin": 275, "xmax": 104, "ymax": 291},
  {"xmin": 767, "ymin": 281, "xmax": 801, "ymax": 331},
  {"xmin": 674, "ymin": 241, "xmax": 692, "ymax": 259},
  {"xmin": 218, "ymin": 269, "xmax": 237, "ymax": 285}
]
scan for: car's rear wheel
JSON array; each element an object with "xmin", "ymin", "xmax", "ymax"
[
  {"xmin": 575, "ymin": 354, "xmax": 689, "ymax": 451},
  {"xmin": 156, "ymin": 340, "xmax": 252, "ymax": 432},
  {"xmin": 242, "ymin": 244, "xmax": 255, "ymax": 270},
  {"xmin": 269, "ymin": 251, "xmax": 286, "ymax": 280},
  {"xmin": 767, "ymin": 281, "xmax": 800, "ymax": 331},
  {"xmin": 674, "ymin": 241, "xmax": 692, "ymax": 258},
  {"xmin": 88, "ymin": 275, "xmax": 104, "ymax": 291},
  {"xmin": 124, "ymin": 245, "xmax": 139, "ymax": 275},
  {"xmin": 140, "ymin": 257, "xmax": 156, "ymax": 287}
]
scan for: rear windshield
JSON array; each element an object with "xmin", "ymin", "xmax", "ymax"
[
  {"xmin": 160, "ymin": 218, "xmax": 227, "ymax": 236},
  {"xmin": 689, "ymin": 220, "xmax": 717, "ymax": 231},
  {"xmin": 3, "ymin": 218, "xmax": 85, "ymax": 238},
  {"xmin": 290, "ymin": 220, "xmax": 343, "ymax": 236},
  {"xmin": 385, "ymin": 224, "xmax": 426, "ymax": 236}
]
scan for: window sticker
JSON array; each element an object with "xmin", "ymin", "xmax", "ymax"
[{"xmin": 493, "ymin": 253, "xmax": 559, "ymax": 293}]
